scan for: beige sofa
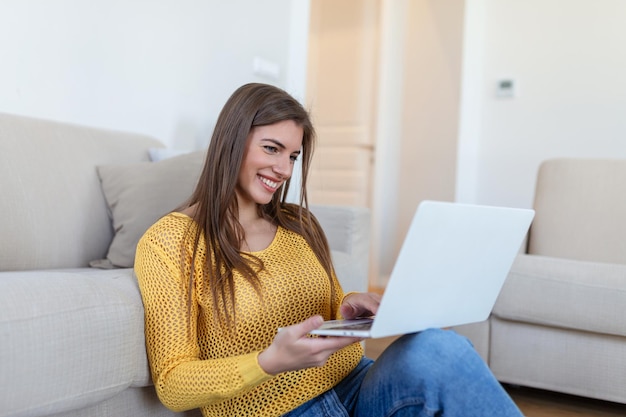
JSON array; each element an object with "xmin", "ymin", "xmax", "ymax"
[
  {"xmin": 0, "ymin": 113, "xmax": 370, "ymax": 417},
  {"xmin": 456, "ymin": 158, "xmax": 626, "ymax": 404}
]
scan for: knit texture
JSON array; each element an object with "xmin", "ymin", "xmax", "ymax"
[{"xmin": 135, "ymin": 212, "xmax": 363, "ymax": 416}]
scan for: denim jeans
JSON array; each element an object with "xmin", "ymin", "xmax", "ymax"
[{"xmin": 283, "ymin": 329, "xmax": 523, "ymax": 417}]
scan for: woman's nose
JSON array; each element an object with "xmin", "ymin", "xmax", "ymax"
[{"xmin": 273, "ymin": 156, "xmax": 292, "ymax": 179}]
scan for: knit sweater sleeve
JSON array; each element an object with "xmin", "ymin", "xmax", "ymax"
[{"xmin": 134, "ymin": 218, "xmax": 273, "ymax": 412}]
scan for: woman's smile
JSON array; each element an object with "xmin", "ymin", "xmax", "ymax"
[{"xmin": 258, "ymin": 174, "xmax": 280, "ymax": 191}]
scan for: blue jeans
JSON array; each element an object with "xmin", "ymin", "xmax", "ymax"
[{"xmin": 283, "ymin": 329, "xmax": 523, "ymax": 417}]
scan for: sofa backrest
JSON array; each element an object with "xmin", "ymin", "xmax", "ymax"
[
  {"xmin": 528, "ymin": 158, "xmax": 626, "ymax": 265},
  {"xmin": 0, "ymin": 113, "xmax": 162, "ymax": 271},
  {"xmin": 310, "ymin": 204, "xmax": 370, "ymax": 293}
]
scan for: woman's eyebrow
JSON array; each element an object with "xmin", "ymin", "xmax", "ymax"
[{"xmin": 261, "ymin": 138, "xmax": 286, "ymax": 149}]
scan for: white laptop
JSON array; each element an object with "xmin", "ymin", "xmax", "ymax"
[{"xmin": 310, "ymin": 200, "xmax": 535, "ymax": 339}]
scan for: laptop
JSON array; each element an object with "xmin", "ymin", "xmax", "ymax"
[{"xmin": 310, "ymin": 200, "xmax": 535, "ymax": 339}]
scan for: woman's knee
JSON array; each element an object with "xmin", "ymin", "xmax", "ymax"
[
  {"xmin": 392, "ymin": 328, "xmax": 472, "ymax": 357},
  {"xmin": 377, "ymin": 329, "xmax": 479, "ymax": 380},
  {"xmin": 356, "ymin": 330, "xmax": 477, "ymax": 414}
]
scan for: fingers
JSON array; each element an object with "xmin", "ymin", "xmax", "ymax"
[
  {"xmin": 259, "ymin": 316, "xmax": 361, "ymax": 375},
  {"xmin": 339, "ymin": 303, "xmax": 358, "ymax": 319},
  {"xmin": 340, "ymin": 292, "xmax": 382, "ymax": 319},
  {"xmin": 293, "ymin": 315, "xmax": 324, "ymax": 336},
  {"xmin": 300, "ymin": 335, "xmax": 364, "ymax": 368}
]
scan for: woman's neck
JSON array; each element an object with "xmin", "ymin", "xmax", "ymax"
[
  {"xmin": 237, "ymin": 200, "xmax": 261, "ymax": 225},
  {"xmin": 237, "ymin": 203, "xmax": 277, "ymax": 252}
]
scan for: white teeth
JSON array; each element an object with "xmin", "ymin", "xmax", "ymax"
[{"xmin": 260, "ymin": 176, "xmax": 278, "ymax": 189}]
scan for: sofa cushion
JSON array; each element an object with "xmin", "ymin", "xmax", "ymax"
[
  {"xmin": 493, "ymin": 254, "xmax": 626, "ymax": 337},
  {"xmin": 92, "ymin": 151, "xmax": 205, "ymax": 269},
  {"xmin": 0, "ymin": 268, "xmax": 151, "ymax": 417}
]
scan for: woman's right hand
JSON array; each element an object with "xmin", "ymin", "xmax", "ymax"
[{"xmin": 257, "ymin": 315, "xmax": 363, "ymax": 375}]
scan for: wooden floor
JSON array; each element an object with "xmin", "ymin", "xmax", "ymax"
[
  {"xmin": 364, "ymin": 336, "xmax": 626, "ymax": 417},
  {"xmin": 505, "ymin": 385, "xmax": 626, "ymax": 417}
]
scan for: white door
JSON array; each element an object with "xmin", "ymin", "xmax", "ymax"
[{"xmin": 305, "ymin": 0, "xmax": 379, "ymax": 207}]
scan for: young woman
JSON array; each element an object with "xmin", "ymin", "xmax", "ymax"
[{"xmin": 135, "ymin": 83, "xmax": 523, "ymax": 417}]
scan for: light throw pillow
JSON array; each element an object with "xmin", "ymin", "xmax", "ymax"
[{"xmin": 91, "ymin": 151, "xmax": 205, "ymax": 269}]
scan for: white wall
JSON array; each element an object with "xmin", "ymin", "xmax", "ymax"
[
  {"xmin": 457, "ymin": 0, "xmax": 626, "ymax": 208},
  {"xmin": 0, "ymin": 0, "xmax": 309, "ymax": 150},
  {"xmin": 372, "ymin": 0, "xmax": 465, "ymax": 286}
]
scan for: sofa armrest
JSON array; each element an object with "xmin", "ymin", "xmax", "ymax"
[
  {"xmin": 310, "ymin": 205, "xmax": 370, "ymax": 294},
  {"xmin": 494, "ymin": 254, "xmax": 626, "ymax": 336}
]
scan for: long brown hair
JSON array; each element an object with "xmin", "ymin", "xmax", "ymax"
[{"xmin": 184, "ymin": 83, "xmax": 335, "ymax": 326}]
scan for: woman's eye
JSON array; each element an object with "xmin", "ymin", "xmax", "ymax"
[
  {"xmin": 264, "ymin": 145, "xmax": 278, "ymax": 153},
  {"xmin": 290, "ymin": 154, "xmax": 299, "ymax": 162}
]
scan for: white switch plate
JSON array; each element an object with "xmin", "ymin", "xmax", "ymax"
[{"xmin": 253, "ymin": 56, "xmax": 281, "ymax": 81}]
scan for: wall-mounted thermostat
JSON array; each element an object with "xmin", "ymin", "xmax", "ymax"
[{"xmin": 496, "ymin": 78, "xmax": 516, "ymax": 98}]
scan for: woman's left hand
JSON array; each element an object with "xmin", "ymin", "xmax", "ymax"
[{"xmin": 339, "ymin": 292, "xmax": 382, "ymax": 320}]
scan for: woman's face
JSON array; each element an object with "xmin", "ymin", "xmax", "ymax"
[{"xmin": 236, "ymin": 119, "xmax": 303, "ymax": 207}]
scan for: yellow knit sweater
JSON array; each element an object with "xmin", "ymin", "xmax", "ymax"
[{"xmin": 135, "ymin": 212, "xmax": 363, "ymax": 417}]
